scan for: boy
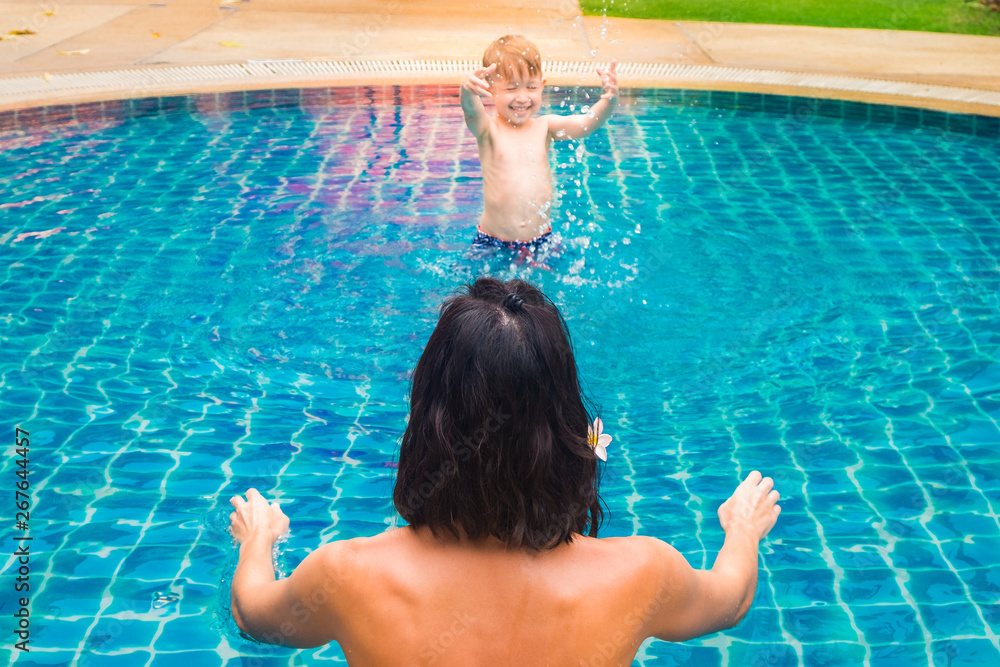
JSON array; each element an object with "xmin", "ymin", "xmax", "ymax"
[{"xmin": 461, "ymin": 34, "xmax": 618, "ymax": 251}]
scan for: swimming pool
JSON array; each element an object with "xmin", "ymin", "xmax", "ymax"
[{"xmin": 2, "ymin": 85, "xmax": 999, "ymax": 666}]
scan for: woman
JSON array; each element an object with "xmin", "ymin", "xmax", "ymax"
[{"xmin": 229, "ymin": 277, "xmax": 780, "ymax": 665}]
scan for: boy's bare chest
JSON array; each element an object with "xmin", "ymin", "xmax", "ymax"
[{"xmin": 486, "ymin": 121, "xmax": 550, "ymax": 166}]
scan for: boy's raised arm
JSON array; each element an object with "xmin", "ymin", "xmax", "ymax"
[
  {"xmin": 461, "ymin": 63, "xmax": 496, "ymax": 138},
  {"xmin": 548, "ymin": 60, "xmax": 618, "ymax": 141},
  {"xmin": 641, "ymin": 471, "xmax": 781, "ymax": 642}
]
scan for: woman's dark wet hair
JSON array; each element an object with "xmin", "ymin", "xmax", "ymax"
[{"xmin": 393, "ymin": 277, "xmax": 603, "ymax": 550}]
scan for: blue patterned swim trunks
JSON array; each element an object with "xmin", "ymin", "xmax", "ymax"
[{"xmin": 472, "ymin": 228, "xmax": 552, "ymax": 253}]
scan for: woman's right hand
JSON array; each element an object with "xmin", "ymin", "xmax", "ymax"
[
  {"xmin": 717, "ymin": 471, "xmax": 781, "ymax": 540},
  {"xmin": 230, "ymin": 488, "xmax": 290, "ymax": 546}
]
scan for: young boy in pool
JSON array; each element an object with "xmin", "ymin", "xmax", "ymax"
[
  {"xmin": 461, "ymin": 35, "xmax": 618, "ymax": 251},
  {"xmin": 229, "ymin": 278, "xmax": 782, "ymax": 664}
]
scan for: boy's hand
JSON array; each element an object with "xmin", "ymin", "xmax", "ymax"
[
  {"xmin": 597, "ymin": 59, "xmax": 618, "ymax": 101},
  {"xmin": 230, "ymin": 488, "xmax": 290, "ymax": 545},
  {"xmin": 717, "ymin": 471, "xmax": 781, "ymax": 541},
  {"xmin": 462, "ymin": 63, "xmax": 497, "ymax": 98}
]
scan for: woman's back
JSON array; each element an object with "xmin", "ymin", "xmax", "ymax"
[{"xmin": 326, "ymin": 527, "xmax": 656, "ymax": 666}]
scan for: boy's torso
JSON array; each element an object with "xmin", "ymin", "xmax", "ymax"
[{"xmin": 477, "ymin": 115, "xmax": 554, "ymax": 243}]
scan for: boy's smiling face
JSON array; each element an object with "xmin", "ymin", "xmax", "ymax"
[{"xmin": 489, "ymin": 66, "xmax": 544, "ymax": 127}]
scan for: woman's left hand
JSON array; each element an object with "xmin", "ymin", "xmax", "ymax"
[{"xmin": 229, "ymin": 488, "xmax": 290, "ymax": 545}]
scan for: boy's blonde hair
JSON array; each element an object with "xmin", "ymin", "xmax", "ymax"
[{"xmin": 483, "ymin": 34, "xmax": 542, "ymax": 83}]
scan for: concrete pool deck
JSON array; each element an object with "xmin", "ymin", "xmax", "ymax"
[{"xmin": 1, "ymin": 0, "xmax": 999, "ymax": 115}]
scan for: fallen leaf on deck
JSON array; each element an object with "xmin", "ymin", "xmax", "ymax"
[
  {"xmin": 42, "ymin": 72, "xmax": 52, "ymax": 82},
  {"xmin": 9, "ymin": 29, "xmax": 36, "ymax": 36},
  {"xmin": 152, "ymin": 31, "xmax": 161, "ymax": 38},
  {"xmin": 44, "ymin": 11, "xmax": 56, "ymax": 16},
  {"xmin": 220, "ymin": 0, "xmax": 242, "ymax": 5},
  {"xmin": 58, "ymin": 48, "xmax": 91, "ymax": 55},
  {"xmin": 219, "ymin": 41, "xmax": 243, "ymax": 47}
]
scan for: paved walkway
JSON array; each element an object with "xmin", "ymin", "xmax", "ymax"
[{"xmin": 1, "ymin": 0, "xmax": 999, "ymax": 114}]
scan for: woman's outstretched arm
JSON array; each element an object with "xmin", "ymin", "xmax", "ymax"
[
  {"xmin": 229, "ymin": 488, "xmax": 346, "ymax": 648},
  {"xmin": 641, "ymin": 471, "xmax": 781, "ymax": 642}
]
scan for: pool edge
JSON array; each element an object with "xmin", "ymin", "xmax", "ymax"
[{"xmin": 2, "ymin": 60, "xmax": 999, "ymax": 118}]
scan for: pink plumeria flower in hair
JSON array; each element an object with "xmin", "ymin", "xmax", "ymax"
[{"xmin": 588, "ymin": 417, "xmax": 612, "ymax": 461}]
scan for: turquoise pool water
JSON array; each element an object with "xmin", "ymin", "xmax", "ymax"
[{"xmin": 1, "ymin": 86, "xmax": 999, "ymax": 666}]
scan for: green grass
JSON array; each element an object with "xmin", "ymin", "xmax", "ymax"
[{"xmin": 580, "ymin": 0, "xmax": 1000, "ymax": 36}]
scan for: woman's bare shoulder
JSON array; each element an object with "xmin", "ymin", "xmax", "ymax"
[
  {"xmin": 313, "ymin": 527, "xmax": 412, "ymax": 560},
  {"xmin": 576, "ymin": 533, "xmax": 674, "ymax": 559},
  {"xmin": 571, "ymin": 534, "xmax": 690, "ymax": 586},
  {"xmin": 304, "ymin": 529, "xmax": 415, "ymax": 600}
]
